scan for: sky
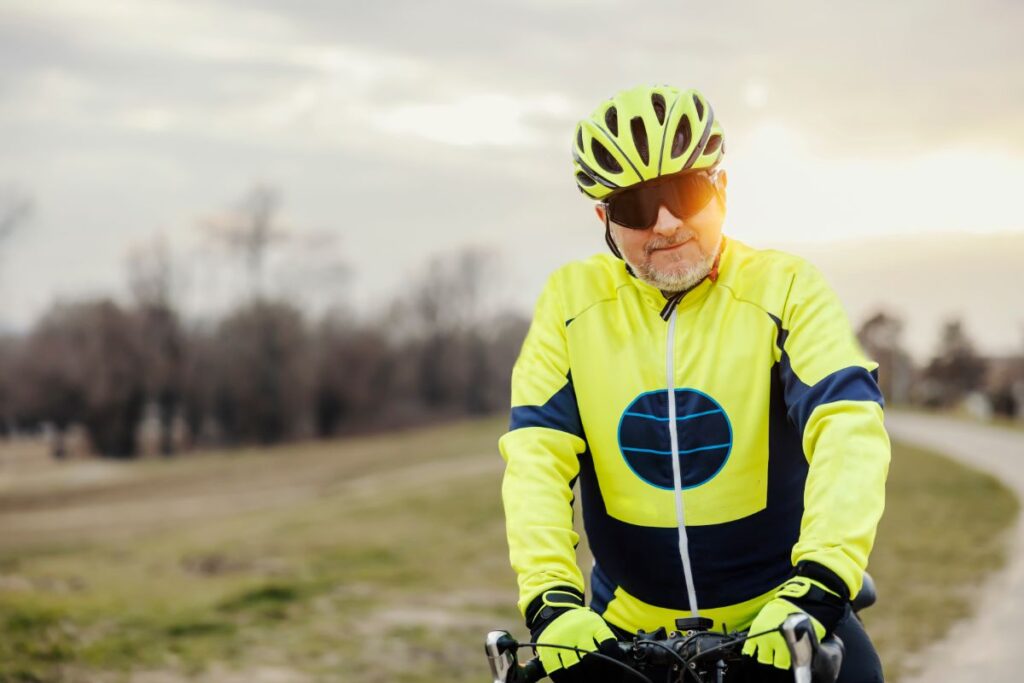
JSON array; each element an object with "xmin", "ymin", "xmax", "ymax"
[{"xmin": 1, "ymin": 0, "xmax": 1022, "ymax": 358}]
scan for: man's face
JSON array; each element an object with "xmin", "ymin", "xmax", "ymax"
[{"xmin": 597, "ymin": 171, "xmax": 727, "ymax": 293}]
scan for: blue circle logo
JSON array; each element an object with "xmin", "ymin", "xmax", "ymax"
[{"xmin": 617, "ymin": 389, "xmax": 732, "ymax": 490}]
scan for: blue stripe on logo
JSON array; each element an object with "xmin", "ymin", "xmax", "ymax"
[
  {"xmin": 621, "ymin": 443, "xmax": 731, "ymax": 456},
  {"xmin": 621, "ymin": 408, "xmax": 723, "ymax": 422}
]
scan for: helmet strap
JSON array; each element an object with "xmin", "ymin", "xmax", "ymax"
[{"xmin": 603, "ymin": 208, "xmax": 636, "ymax": 277}]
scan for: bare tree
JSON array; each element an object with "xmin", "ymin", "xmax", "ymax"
[
  {"xmin": 18, "ymin": 300, "xmax": 146, "ymax": 458},
  {"xmin": 179, "ymin": 324, "xmax": 219, "ymax": 446},
  {"xmin": 920, "ymin": 318, "xmax": 987, "ymax": 407},
  {"xmin": 476, "ymin": 312, "xmax": 530, "ymax": 413},
  {"xmin": 0, "ymin": 187, "xmax": 35, "ymax": 438},
  {"xmin": 376, "ymin": 247, "xmax": 526, "ymax": 419},
  {"xmin": 857, "ymin": 310, "xmax": 915, "ymax": 404},
  {"xmin": 0, "ymin": 185, "xmax": 33, "ymax": 245},
  {"xmin": 202, "ymin": 185, "xmax": 287, "ymax": 300},
  {"xmin": 0, "ymin": 335, "xmax": 23, "ymax": 436},
  {"xmin": 127, "ymin": 235, "xmax": 177, "ymax": 309},
  {"xmin": 312, "ymin": 311, "xmax": 395, "ymax": 435},
  {"xmin": 127, "ymin": 237, "xmax": 185, "ymax": 455},
  {"xmin": 210, "ymin": 300, "xmax": 312, "ymax": 445},
  {"xmin": 405, "ymin": 247, "xmax": 494, "ymax": 336},
  {"xmin": 273, "ymin": 230, "xmax": 350, "ymax": 313}
]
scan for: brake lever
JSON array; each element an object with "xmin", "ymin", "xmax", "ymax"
[
  {"xmin": 485, "ymin": 631, "xmax": 546, "ymax": 683},
  {"xmin": 780, "ymin": 614, "xmax": 815, "ymax": 683},
  {"xmin": 780, "ymin": 614, "xmax": 846, "ymax": 683},
  {"xmin": 812, "ymin": 635, "xmax": 845, "ymax": 683},
  {"xmin": 485, "ymin": 630, "xmax": 518, "ymax": 683}
]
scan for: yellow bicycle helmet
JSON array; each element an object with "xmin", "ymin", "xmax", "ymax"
[{"xmin": 572, "ymin": 85, "xmax": 725, "ymax": 199}]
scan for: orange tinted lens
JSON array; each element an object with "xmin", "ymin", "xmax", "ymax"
[
  {"xmin": 607, "ymin": 173, "xmax": 716, "ymax": 229},
  {"xmin": 662, "ymin": 173, "xmax": 716, "ymax": 220}
]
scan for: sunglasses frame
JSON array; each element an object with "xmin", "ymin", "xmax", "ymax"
[{"xmin": 600, "ymin": 169, "xmax": 722, "ymax": 230}]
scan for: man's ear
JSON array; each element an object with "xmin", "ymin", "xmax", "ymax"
[
  {"xmin": 715, "ymin": 170, "xmax": 728, "ymax": 205},
  {"xmin": 595, "ymin": 204, "xmax": 606, "ymax": 222},
  {"xmin": 716, "ymin": 169, "xmax": 728, "ymax": 191}
]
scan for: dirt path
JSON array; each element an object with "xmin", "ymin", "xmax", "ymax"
[{"xmin": 886, "ymin": 412, "xmax": 1024, "ymax": 682}]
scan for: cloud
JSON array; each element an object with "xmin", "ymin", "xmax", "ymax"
[
  {"xmin": 204, "ymin": 0, "xmax": 1024, "ymax": 154},
  {"xmin": 376, "ymin": 93, "xmax": 572, "ymax": 147},
  {"xmin": 6, "ymin": 0, "xmax": 1020, "ymax": 156}
]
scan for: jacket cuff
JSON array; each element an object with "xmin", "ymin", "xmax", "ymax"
[
  {"xmin": 795, "ymin": 560, "xmax": 852, "ymax": 601},
  {"xmin": 525, "ymin": 586, "xmax": 585, "ymax": 633}
]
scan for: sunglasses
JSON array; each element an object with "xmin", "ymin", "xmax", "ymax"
[{"xmin": 602, "ymin": 171, "xmax": 720, "ymax": 230}]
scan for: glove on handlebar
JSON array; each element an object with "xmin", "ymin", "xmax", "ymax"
[
  {"xmin": 526, "ymin": 588, "xmax": 617, "ymax": 682},
  {"xmin": 741, "ymin": 576, "xmax": 846, "ymax": 671}
]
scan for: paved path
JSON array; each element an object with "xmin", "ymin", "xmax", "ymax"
[{"xmin": 886, "ymin": 412, "xmax": 1024, "ymax": 682}]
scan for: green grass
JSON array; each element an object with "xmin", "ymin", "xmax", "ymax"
[
  {"xmin": 0, "ymin": 418, "xmax": 1018, "ymax": 682},
  {"xmin": 0, "ymin": 417, "xmax": 517, "ymax": 683}
]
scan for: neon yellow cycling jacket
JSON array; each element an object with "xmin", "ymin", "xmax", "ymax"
[{"xmin": 499, "ymin": 238, "xmax": 889, "ymax": 634}]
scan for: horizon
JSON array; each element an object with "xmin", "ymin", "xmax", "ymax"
[{"xmin": 3, "ymin": 226, "xmax": 1020, "ymax": 366}]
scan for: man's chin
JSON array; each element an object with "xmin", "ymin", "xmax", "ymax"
[{"xmin": 636, "ymin": 260, "xmax": 713, "ymax": 293}]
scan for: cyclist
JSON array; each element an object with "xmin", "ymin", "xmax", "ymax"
[{"xmin": 499, "ymin": 84, "xmax": 888, "ymax": 683}]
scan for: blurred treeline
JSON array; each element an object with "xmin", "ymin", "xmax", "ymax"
[
  {"xmin": 0, "ymin": 185, "xmax": 529, "ymax": 458},
  {"xmin": 4, "ymin": 303, "xmax": 1018, "ymax": 461},
  {"xmin": 0, "ymin": 264, "xmax": 529, "ymax": 459},
  {"xmin": 856, "ymin": 312, "xmax": 1024, "ymax": 420},
  {"xmin": 2, "ymin": 185, "xmax": 1022, "ymax": 460}
]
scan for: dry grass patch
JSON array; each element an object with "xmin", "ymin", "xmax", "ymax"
[{"xmin": 0, "ymin": 418, "xmax": 1017, "ymax": 682}]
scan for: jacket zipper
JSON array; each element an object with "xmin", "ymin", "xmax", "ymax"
[{"xmin": 666, "ymin": 308, "xmax": 700, "ymax": 617}]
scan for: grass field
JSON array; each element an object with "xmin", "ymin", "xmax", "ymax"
[{"xmin": 0, "ymin": 417, "xmax": 1018, "ymax": 682}]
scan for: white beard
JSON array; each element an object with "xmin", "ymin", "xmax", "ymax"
[{"xmin": 616, "ymin": 235, "xmax": 721, "ymax": 294}]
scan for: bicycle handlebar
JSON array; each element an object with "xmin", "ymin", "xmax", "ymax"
[{"xmin": 486, "ymin": 613, "xmax": 845, "ymax": 683}]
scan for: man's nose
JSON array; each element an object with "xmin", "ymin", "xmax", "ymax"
[{"xmin": 651, "ymin": 205, "xmax": 683, "ymax": 236}]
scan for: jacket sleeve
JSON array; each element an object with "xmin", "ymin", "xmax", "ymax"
[
  {"xmin": 777, "ymin": 262, "xmax": 891, "ymax": 599},
  {"xmin": 498, "ymin": 272, "xmax": 589, "ymax": 616}
]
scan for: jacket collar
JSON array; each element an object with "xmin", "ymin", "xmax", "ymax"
[{"xmin": 629, "ymin": 236, "xmax": 728, "ymax": 318}]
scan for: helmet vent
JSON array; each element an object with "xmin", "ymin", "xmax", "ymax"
[
  {"xmin": 576, "ymin": 126, "xmax": 584, "ymax": 152},
  {"xmin": 576, "ymin": 171, "xmax": 597, "ymax": 187},
  {"xmin": 651, "ymin": 93, "xmax": 666, "ymax": 124},
  {"xmin": 693, "ymin": 94, "xmax": 704, "ymax": 120},
  {"xmin": 630, "ymin": 117, "xmax": 649, "ymax": 165},
  {"xmin": 670, "ymin": 115, "xmax": 692, "ymax": 159},
  {"xmin": 604, "ymin": 107, "xmax": 619, "ymax": 136},
  {"xmin": 704, "ymin": 134, "xmax": 723, "ymax": 156},
  {"xmin": 591, "ymin": 138, "xmax": 623, "ymax": 174}
]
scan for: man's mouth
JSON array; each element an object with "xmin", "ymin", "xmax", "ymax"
[{"xmin": 648, "ymin": 236, "xmax": 693, "ymax": 254}]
